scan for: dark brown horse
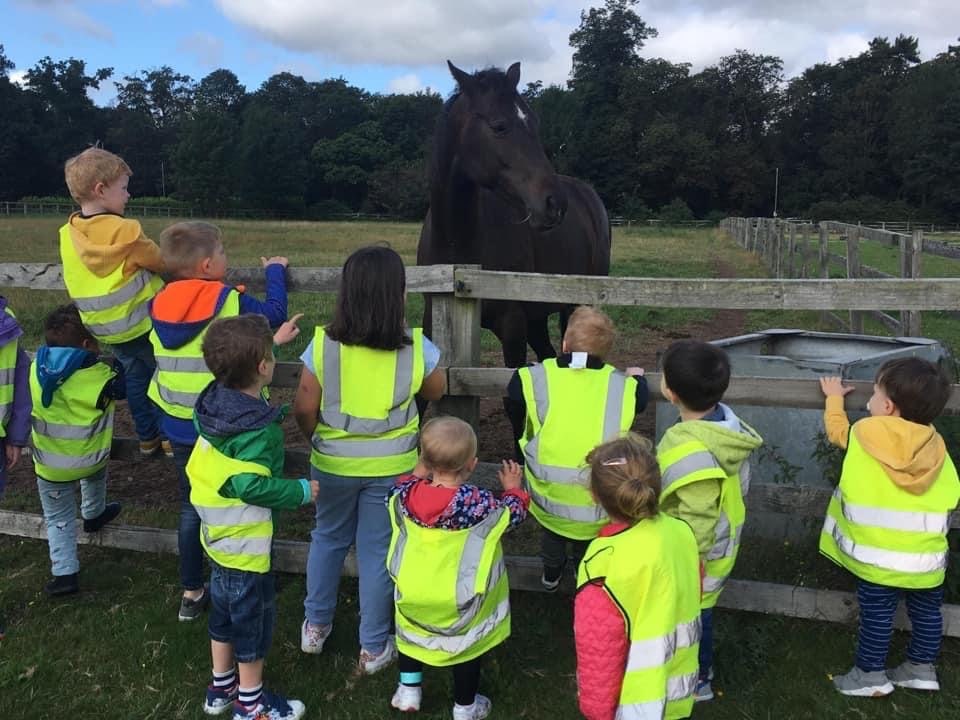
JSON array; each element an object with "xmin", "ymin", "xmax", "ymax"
[{"xmin": 417, "ymin": 61, "xmax": 610, "ymax": 369}]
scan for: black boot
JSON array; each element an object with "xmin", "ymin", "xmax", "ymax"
[
  {"xmin": 83, "ymin": 502, "xmax": 122, "ymax": 532},
  {"xmin": 45, "ymin": 573, "xmax": 79, "ymax": 596}
]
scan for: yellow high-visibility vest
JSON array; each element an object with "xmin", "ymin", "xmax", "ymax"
[
  {"xmin": 147, "ymin": 291, "xmax": 240, "ymax": 419},
  {"xmin": 387, "ymin": 493, "xmax": 511, "ymax": 666},
  {"xmin": 59, "ymin": 224, "xmax": 162, "ymax": 344},
  {"xmin": 0, "ymin": 306, "xmax": 19, "ymax": 438},
  {"xmin": 820, "ymin": 429, "xmax": 960, "ymax": 589},
  {"xmin": 310, "ymin": 327, "xmax": 424, "ymax": 477},
  {"xmin": 518, "ymin": 359, "xmax": 636, "ymax": 539},
  {"xmin": 578, "ymin": 515, "xmax": 702, "ymax": 720},
  {"xmin": 29, "ymin": 359, "xmax": 115, "ymax": 482},
  {"xmin": 187, "ymin": 436, "xmax": 274, "ymax": 574}
]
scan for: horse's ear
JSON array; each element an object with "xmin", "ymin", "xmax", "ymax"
[
  {"xmin": 447, "ymin": 60, "xmax": 474, "ymax": 94},
  {"xmin": 506, "ymin": 62, "xmax": 521, "ymax": 89}
]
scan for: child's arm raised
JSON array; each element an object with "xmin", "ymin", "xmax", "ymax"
[
  {"xmin": 820, "ymin": 376, "xmax": 853, "ymax": 449},
  {"xmin": 237, "ymin": 256, "xmax": 289, "ymax": 327}
]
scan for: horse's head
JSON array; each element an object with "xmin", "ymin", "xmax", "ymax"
[{"xmin": 445, "ymin": 60, "xmax": 567, "ymax": 230}]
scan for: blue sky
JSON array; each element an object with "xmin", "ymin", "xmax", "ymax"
[{"xmin": 4, "ymin": 1, "xmax": 959, "ymax": 105}]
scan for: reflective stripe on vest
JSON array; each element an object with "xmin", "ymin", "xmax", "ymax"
[
  {"xmin": 822, "ymin": 514, "xmax": 948, "ymax": 574},
  {"xmin": 835, "ymin": 487, "xmax": 950, "ymax": 534},
  {"xmin": 625, "ymin": 617, "xmax": 701, "ymax": 672},
  {"xmin": 615, "ymin": 673, "xmax": 699, "ymax": 720},
  {"xmin": 33, "ymin": 414, "xmax": 111, "ymax": 441},
  {"xmin": 0, "ymin": 322, "xmax": 16, "ymax": 436},
  {"xmin": 660, "ymin": 450, "xmax": 721, "ymax": 491},
  {"xmin": 526, "ymin": 488, "xmax": 607, "ymax": 523},
  {"xmin": 396, "ymin": 597, "xmax": 510, "ymax": 655},
  {"xmin": 311, "ymin": 433, "xmax": 419, "ymax": 458}
]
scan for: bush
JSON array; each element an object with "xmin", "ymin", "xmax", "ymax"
[{"xmin": 657, "ymin": 198, "xmax": 695, "ymax": 224}]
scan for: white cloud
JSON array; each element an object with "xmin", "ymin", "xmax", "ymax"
[
  {"xmin": 387, "ymin": 73, "xmax": 423, "ymax": 94},
  {"xmin": 19, "ymin": 1, "xmax": 115, "ymax": 41},
  {"xmin": 8, "ymin": 70, "xmax": 28, "ymax": 87},
  {"xmin": 176, "ymin": 32, "xmax": 225, "ymax": 69}
]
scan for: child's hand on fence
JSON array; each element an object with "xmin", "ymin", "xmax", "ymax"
[
  {"xmin": 498, "ymin": 459, "xmax": 522, "ymax": 491},
  {"xmin": 625, "ymin": 366, "xmax": 644, "ymax": 377},
  {"xmin": 819, "ymin": 376, "xmax": 854, "ymax": 398},
  {"xmin": 273, "ymin": 313, "xmax": 303, "ymax": 346},
  {"xmin": 261, "ymin": 255, "xmax": 289, "ymax": 268},
  {"xmin": 309, "ymin": 479, "xmax": 320, "ymax": 503},
  {"xmin": 5, "ymin": 444, "xmax": 21, "ymax": 470}
]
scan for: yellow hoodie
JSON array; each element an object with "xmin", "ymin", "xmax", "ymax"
[
  {"xmin": 65, "ymin": 212, "xmax": 164, "ymax": 279},
  {"xmin": 824, "ymin": 395, "xmax": 946, "ymax": 495}
]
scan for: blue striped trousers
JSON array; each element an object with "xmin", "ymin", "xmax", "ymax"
[{"xmin": 855, "ymin": 578, "xmax": 945, "ymax": 672}]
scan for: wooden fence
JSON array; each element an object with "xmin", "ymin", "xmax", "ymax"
[{"xmin": 3, "ymin": 258, "xmax": 960, "ymax": 635}]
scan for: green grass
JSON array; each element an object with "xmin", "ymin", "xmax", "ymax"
[{"xmin": 1, "ymin": 536, "xmax": 959, "ymax": 720}]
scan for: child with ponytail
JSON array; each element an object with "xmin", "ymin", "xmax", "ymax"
[{"xmin": 574, "ymin": 434, "xmax": 702, "ymax": 720}]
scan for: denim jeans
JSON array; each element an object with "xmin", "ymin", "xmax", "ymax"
[
  {"xmin": 37, "ymin": 469, "xmax": 107, "ymax": 576},
  {"xmin": 209, "ymin": 563, "xmax": 276, "ymax": 664},
  {"xmin": 111, "ymin": 332, "xmax": 160, "ymax": 442},
  {"xmin": 699, "ymin": 608, "xmax": 713, "ymax": 678},
  {"xmin": 304, "ymin": 469, "xmax": 395, "ymax": 653},
  {"xmin": 172, "ymin": 441, "xmax": 205, "ymax": 591}
]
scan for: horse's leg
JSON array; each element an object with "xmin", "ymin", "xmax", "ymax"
[
  {"xmin": 526, "ymin": 309, "xmax": 558, "ymax": 362},
  {"xmin": 416, "ymin": 294, "xmax": 435, "ymax": 419}
]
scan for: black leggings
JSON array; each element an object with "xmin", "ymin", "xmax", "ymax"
[{"xmin": 399, "ymin": 651, "xmax": 483, "ymax": 706}]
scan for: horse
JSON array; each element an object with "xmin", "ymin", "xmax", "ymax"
[{"xmin": 417, "ymin": 61, "xmax": 611, "ymax": 370}]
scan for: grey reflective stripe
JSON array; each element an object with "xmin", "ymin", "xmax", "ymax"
[
  {"xmin": 312, "ymin": 432, "xmax": 417, "ymax": 458},
  {"xmin": 397, "ymin": 596, "xmax": 510, "ymax": 654},
  {"xmin": 527, "ymin": 364, "xmax": 549, "ymax": 424},
  {"xmin": 660, "ymin": 451, "xmax": 721, "ymax": 491},
  {"xmin": 201, "ymin": 525, "xmax": 272, "ymax": 557},
  {"xmin": 615, "ymin": 701, "xmax": 664, "ymax": 720},
  {"xmin": 388, "ymin": 499, "xmax": 408, "ymax": 579},
  {"xmin": 703, "ymin": 573, "xmax": 726, "ymax": 593},
  {"xmin": 625, "ymin": 617, "xmax": 701, "ymax": 672},
  {"xmin": 156, "ymin": 381, "xmax": 201, "ymax": 409},
  {"xmin": 319, "ymin": 334, "xmax": 416, "ymax": 433},
  {"xmin": 739, "ymin": 461, "xmax": 751, "ymax": 497},
  {"xmin": 155, "ymin": 356, "xmax": 210, "ymax": 373},
  {"xmin": 84, "ymin": 301, "xmax": 150, "ymax": 337},
  {"xmin": 72, "ymin": 269, "xmax": 152, "ymax": 312},
  {"xmin": 523, "ymin": 437, "xmax": 584, "ymax": 485},
  {"xmin": 823, "ymin": 515, "xmax": 948, "ymax": 574},
  {"xmin": 33, "ymin": 414, "xmax": 111, "ymax": 441},
  {"xmin": 529, "ymin": 487, "xmax": 607, "ymax": 523},
  {"xmin": 706, "ymin": 512, "xmax": 742, "ymax": 562},
  {"xmin": 835, "ymin": 488, "xmax": 950, "ymax": 535},
  {"xmin": 195, "ymin": 504, "xmax": 272, "ymax": 526},
  {"xmin": 603, "ymin": 371, "xmax": 627, "ymax": 438},
  {"xmin": 0, "ymin": 367, "xmax": 15, "ymax": 385},
  {"xmin": 33, "ymin": 445, "xmax": 109, "ymax": 469}
]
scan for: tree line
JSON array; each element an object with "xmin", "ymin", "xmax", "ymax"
[{"xmin": 1, "ymin": 0, "xmax": 959, "ymax": 222}]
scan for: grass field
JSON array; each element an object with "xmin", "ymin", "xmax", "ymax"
[{"xmin": 3, "ymin": 217, "xmax": 960, "ymax": 718}]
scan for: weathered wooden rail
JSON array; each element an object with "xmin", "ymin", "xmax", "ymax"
[{"xmin": 3, "ymin": 258, "xmax": 960, "ymax": 635}]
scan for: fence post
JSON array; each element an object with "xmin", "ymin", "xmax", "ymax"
[
  {"xmin": 818, "ymin": 223, "xmax": 831, "ymax": 327},
  {"xmin": 846, "ymin": 227, "xmax": 863, "ymax": 334},
  {"xmin": 432, "ymin": 265, "xmax": 481, "ymax": 429},
  {"xmin": 799, "ymin": 224, "xmax": 809, "ymax": 278},
  {"xmin": 900, "ymin": 230, "xmax": 923, "ymax": 336},
  {"xmin": 786, "ymin": 222, "xmax": 796, "ymax": 278}
]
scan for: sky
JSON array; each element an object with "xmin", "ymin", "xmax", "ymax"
[{"xmin": 3, "ymin": 0, "xmax": 959, "ymax": 105}]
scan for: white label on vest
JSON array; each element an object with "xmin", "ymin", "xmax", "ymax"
[{"xmin": 570, "ymin": 352, "xmax": 588, "ymax": 369}]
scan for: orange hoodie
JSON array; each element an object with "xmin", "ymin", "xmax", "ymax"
[
  {"xmin": 66, "ymin": 212, "xmax": 164, "ymax": 279},
  {"xmin": 824, "ymin": 395, "xmax": 946, "ymax": 495}
]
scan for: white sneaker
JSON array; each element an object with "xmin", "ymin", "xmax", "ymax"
[
  {"xmin": 391, "ymin": 684, "xmax": 422, "ymax": 712},
  {"xmin": 452, "ymin": 694, "xmax": 491, "ymax": 720},
  {"xmin": 360, "ymin": 636, "xmax": 397, "ymax": 674},
  {"xmin": 300, "ymin": 619, "xmax": 331, "ymax": 655}
]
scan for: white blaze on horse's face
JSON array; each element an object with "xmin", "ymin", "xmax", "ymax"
[{"xmin": 515, "ymin": 103, "xmax": 528, "ymax": 128}]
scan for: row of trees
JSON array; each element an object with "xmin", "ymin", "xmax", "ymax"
[{"xmin": 2, "ymin": 0, "xmax": 959, "ymax": 221}]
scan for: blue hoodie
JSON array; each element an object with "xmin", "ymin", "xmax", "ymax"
[{"xmin": 34, "ymin": 346, "xmax": 126, "ymax": 409}]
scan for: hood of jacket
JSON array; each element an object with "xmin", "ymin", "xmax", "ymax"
[
  {"xmin": 35, "ymin": 345, "xmax": 98, "ymax": 408},
  {"xmin": 67, "ymin": 212, "xmax": 142, "ymax": 278},
  {"xmin": 149, "ymin": 279, "xmax": 234, "ymax": 350},
  {"xmin": 0, "ymin": 296, "xmax": 23, "ymax": 349},
  {"xmin": 853, "ymin": 416, "xmax": 946, "ymax": 495},
  {"xmin": 194, "ymin": 381, "xmax": 282, "ymax": 440},
  {"xmin": 667, "ymin": 403, "xmax": 764, "ymax": 475}
]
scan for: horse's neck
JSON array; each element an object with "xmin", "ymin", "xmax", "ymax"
[{"xmin": 431, "ymin": 161, "xmax": 483, "ymax": 262}]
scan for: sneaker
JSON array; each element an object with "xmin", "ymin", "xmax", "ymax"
[
  {"xmin": 832, "ymin": 667, "xmax": 894, "ymax": 697},
  {"xmin": 360, "ymin": 636, "xmax": 397, "ymax": 674},
  {"xmin": 888, "ymin": 661, "xmax": 940, "ymax": 691},
  {"xmin": 232, "ymin": 691, "xmax": 305, "ymax": 720},
  {"xmin": 452, "ymin": 694, "xmax": 492, "ymax": 720},
  {"xmin": 179, "ymin": 587, "xmax": 210, "ymax": 622},
  {"xmin": 83, "ymin": 502, "xmax": 122, "ymax": 532},
  {"xmin": 300, "ymin": 619, "xmax": 332, "ymax": 654},
  {"xmin": 693, "ymin": 678, "xmax": 714, "ymax": 702},
  {"xmin": 161, "ymin": 439, "xmax": 174, "ymax": 458},
  {"xmin": 140, "ymin": 437, "xmax": 162, "ymax": 456},
  {"xmin": 391, "ymin": 684, "xmax": 422, "ymax": 712},
  {"xmin": 203, "ymin": 681, "xmax": 239, "ymax": 715},
  {"xmin": 541, "ymin": 565, "xmax": 562, "ymax": 593},
  {"xmin": 45, "ymin": 573, "xmax": 79, "ymax": 596}
]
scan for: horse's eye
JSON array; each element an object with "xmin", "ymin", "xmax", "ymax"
[{"xmin": 490, "ymin": 120, "xmax": 509, "ymax": 137}]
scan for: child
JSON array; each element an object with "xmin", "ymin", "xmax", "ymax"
[
  {"xmin": 819, "ymin": 358, "xmax": 959, "ymax": 697},
  {"xmin": 61, "ymin": 147, "xmax": 166, "ymax": 457},
  {"xmin": 188, "ymin": 313, "xmax": 315, "ymax": 720},
  {"xmin": 656, "ymin": 339, "xmax": 762, "ymax": 701},
  {"xmin": 0, "ymin": 296, "xmax": 31, "ymax": 499},
  {"xmin": 30, "ymin": 304, "xmax": 125, "ymax": 596},
  {"xmin": 507, "ymin": 305, "xmax": 648, "ymax": 590},
  {"xmin": 575, "ymin": 434, "xmax": 701, "ymax": 720},
  {"xmin": 148, "ymin": 220, "xmax": 291, "ymax": 622},
  {"xmin": 295, "ymin": 245, "xmax": 445, "ymax": 672},
  {"xmin": 386, "ymin": 416, "xmax": 528, "ymax": 720}
]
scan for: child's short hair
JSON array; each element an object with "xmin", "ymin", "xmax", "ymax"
[
  {"xmin": 661, "ymin": 339, "xmax": 730, "ymax": 412},
  {"xmin": 586, "ymin": 434, "xmax": 660, "ymax": 523},
  {"xmin": 563, "ymin": 306, "xmax": 615, "ymax": 359},
  {"xmin": 159, "ymin": 221, "xmax": 223, "ymax": 279},
  {"xmin": 876, "ymin": 357, "xmax": 952, "ymax": 425},
  {"xmin": 419, "ymin": 416, "xmax": 478, "ymax": 473},
  {"xmin": 202, "ymin": 315, "xmax": 273, "ymax": 389},
  {"xmin": 64, "ymin": 148, "xmax": 132, "ymax": 204},
  {"xmin": 44, "ymin": 303, "xmax": 95, "ymax": 348}
]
